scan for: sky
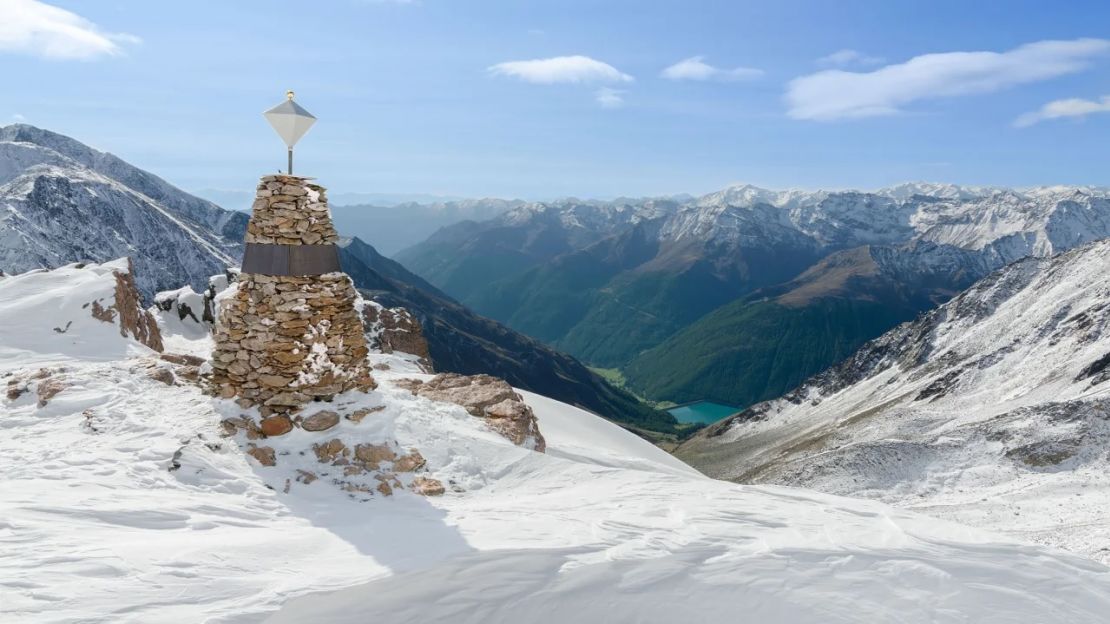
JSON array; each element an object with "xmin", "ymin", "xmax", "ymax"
[{"xmin": 0, "ymin": 0, "xmax": 1108, "ymax": 203}]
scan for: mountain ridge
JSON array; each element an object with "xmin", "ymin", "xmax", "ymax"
[
  {"xmin": 675, "ymin": 237, "xmax": 1110, "ymax": 563},
  {"xmin": 396, "ymin": 181, "xmax": 1110, "ymax": 406},
  {"xmin": 0, "ymin": 124, "xmax": 247, "ymax": 298}
]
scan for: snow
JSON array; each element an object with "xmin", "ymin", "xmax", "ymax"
[
  {"xmin": 0, "ymin": 259, "xmax": 155, "ymax": 366},
  {"xmin": 680, "ymin": 238, "xmax": 1110, "ymax": 564},
  {"xmin": 0, "ymin": 125, "xmax": 244, "ymax": 299},
  {"xmin": 2, "ymin": 263, "xmax": 1110, "ymax": 622}
]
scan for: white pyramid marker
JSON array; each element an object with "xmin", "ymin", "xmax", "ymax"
[{"xmin": 264, "ymin": 90, "xmax": 316, "ymax": 174}]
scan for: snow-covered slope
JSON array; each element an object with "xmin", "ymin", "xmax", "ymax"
[
  {"xmin": 0, "ymin": 124, "xmax": 246, "ymax": 298},
  {"xmin": 677, "ymin": 238, "xmax": 1110, "ymax": 564},
  {"xmin": 3, "ymin": 263, "xmax": 1110, "ymax": 623},
  {"xmin": 0, "ymin": 259, "xmax": 162, "ymax": 366}
]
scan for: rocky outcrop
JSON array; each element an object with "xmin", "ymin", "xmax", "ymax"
[
  {"xmin": 111, "ymin": 263, "xmax": 164, "ymax": 352},
  {"xmin": 361, "ymin": 301, "xmax": 432, "ymax": 371},
  {"xmin": 81, "ymin": 259, "xmax": 165, "ymax": 352},
  {"xmin": 153, "ymin": 272, "xmax": 233, "ymax": 332},
  {"xmin": 211, "ymin": 176, "xmax": 374, "ymax": 414},
  {"xmin": 397, "ymin": 374, "xmax": 545, "ymax": 452}
]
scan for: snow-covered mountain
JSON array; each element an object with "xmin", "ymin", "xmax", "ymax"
[
  {"xmin": 679, "ymin": 183, "xmax": 1110, "ymax": 257},
  {"xmin": 4, "ymin": 261, "xmax": 1110, "ymax": 623},
  {"xmin": 0, "ymin": 124, "xmax": 247, "ymax": 298},
  {"xmin": 676, "ymin": 238, "xmax": 1110, "ymax": 564},
  {"xmin": 406, "ymin": 180, "xmax": 1110, "ymax": 404}
]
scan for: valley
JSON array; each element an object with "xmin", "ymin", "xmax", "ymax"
[{"xmin": 394, "ymin": 184, "xmax": 1110, "ymax": 417}]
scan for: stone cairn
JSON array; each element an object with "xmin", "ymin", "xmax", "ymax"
[{"xmin": 211, "ymin": 175, "xmax": 375, "ymax": 425}]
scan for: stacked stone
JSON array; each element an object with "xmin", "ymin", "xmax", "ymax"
[
  {"xmin": 245, "ymin": 175, "xmax": 339, "ymax": 245},
  {"xmin": 211, "ymin": 175, "xmax": 375, "ymax": 419}
]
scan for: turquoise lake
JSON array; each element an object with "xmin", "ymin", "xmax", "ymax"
[{"xmin": 666, "ymin": 401, "xmax": 740, "ymax": 425}]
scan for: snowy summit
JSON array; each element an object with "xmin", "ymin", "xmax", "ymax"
[{"xmin": 1, "ymin": 259, "xmax": 1109, "ymax": 623}]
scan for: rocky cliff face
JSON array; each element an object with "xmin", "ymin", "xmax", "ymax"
[
  {"xmin": 676, "ymin": 238, "xmax": 1110, "ymax": 563},
  {"xmin": 361, "ymin": 300, "xmax": 432, "ymax": 370},
  {"xmin": 0, "ymin": 124, "xmax": 246, "ymax": 299}
]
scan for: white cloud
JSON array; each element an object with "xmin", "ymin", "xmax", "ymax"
[
  {"xmin": 488, "ymin": 55, "xmax": 633, "ymax": 84},
  {"xmin": 11, "ymin": 113, "xmax": 26, "ymax": 121},
  {"xmin": 595, "ymin": 87, "xmax": 625, "ymax": 109},
  {"xmin": 0, "ymin": 0, "xmax": 139, "ymax": 60},
  {"xmin": 661, "ymin": 56, "xmax": 763, "ymax": 81},
  {"xmin": 817, "ymin": 49, "xmax": 884, "ymax": 67},
  {"xmin": 1015, "ymin": 95, "xmax": 1110, "ymax": 127},
  {"xmin": 786, "ymin": 38, "xmax": 1110, "ymax": 121}
]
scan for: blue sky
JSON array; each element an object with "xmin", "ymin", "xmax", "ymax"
[{"xmin": 1, "ymin": 0, "xmax": 1109, "ymax": 202}]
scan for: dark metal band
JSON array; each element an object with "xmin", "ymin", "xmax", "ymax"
[{"xmin": 241, "ymin": 242, "xmax": 341, "ymax": 276}]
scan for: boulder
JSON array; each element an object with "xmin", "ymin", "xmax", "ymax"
[
  {"xmin": 346, "ymin": 405, "xmax": 385, "ymax": 423},
  {"xmin": 301, "ymin": 410, "xmax": 340, "ymax": 432},
  {"xmin": 411, "ymin": 476, "xmax": 445, "ymax": 497},
  {"xmin": 246, "ymin": 445, "xmax": 276, "ymax": 467},
  {"xmin": 36, "ymin": 377, "xmax": 68, "ymax": 407},
  {"xmin": 354, "ymin": 443, "xmax": 396, "ymax": 468},
  {"xmin": 313, "ymin": 438, "xmax": 348, "ymax": 463},
  {"xmin": 401, "ymin": 374, "xmax": 545, "ymax": 452},
  {"xmin": 393, "ymin": 450, "xmax": 426, "ymax": 473},
  {"xmin": 260, "ymin": 415, "xmax": 294, "ymax": 437}
]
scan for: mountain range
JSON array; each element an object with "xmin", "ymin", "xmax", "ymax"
[
  {"xmin": 396, "ymin": 182, "xmax": 1110, "ymax": 410},
  {"xmin": 0, "ymin": 124, "xmax": 673, "ymax": 438}
]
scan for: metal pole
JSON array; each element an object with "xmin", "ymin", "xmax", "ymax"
[{"xmin": 287, "ymin": 148, "xmax": 293, "ymax": 175}]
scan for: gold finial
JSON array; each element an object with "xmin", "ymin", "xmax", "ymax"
[{"xmin": 286, "ymin": 90, "xmax": 295, "ymax": 100}]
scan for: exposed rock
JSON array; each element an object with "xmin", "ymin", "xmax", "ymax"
[
  {"xmin": 113, "ymin": 264, "xmax": 164, "ymax": 352},
  {"xmin": 312, "ymin": 438, "xmax": 348, "ymax": 463},
  {"xmin": 221, "ymin": 416, "xmax": 262, "ymax": 440},
  {"xmin": 411, "ymin": 476, "xmax": 445, "ymax": 497},
  {"xmin": 393, "ymin": 450, "xmax": 426, "ymax": 473},
  {"xmin": 6, "ymin": 380, "xmax": 27, "ymax": 401},
  {"xmin": 264, "ymin": 392, "xmax": 308, "ymax": 407},
  {"xmin": 146, "ymin": 366, "xmax": 175, "ymax": 386},
  {"xmin": 354, "ymin": 443, "xmax": 396, "ymax": 468},
  {"xmin": 36, "ymin": 377, "xmax": 67, "ymax": 407},
  {"xmin": 401, "ymin": 374, "xmax": 545, "ymax": 452},
  {"xmin": 175, "ymin": 366, "xmax": 200, "ymax": 383},
  {"xmin": 346, "ymin": 405, "xmax": 385, "ymax": 423},
  {"xmin": 260, "ymin": 415, "xmax": 294, "ymax": 437},
  {"xmin": 246, "ymin": 445, "xmax": 276, "ymax": 467},
  {"xmin": 362, "ymin": 302, "xmax": 432, "ymax": 371},
  {"xmin": 301, "ymin": 410, "xmax": 340, "ymax": 432},
  {"xmin": 90, "ymin": 299, "xmax": 115, "ymax": 323},
  {"xmin": 160, "ymin": 353, "xmax": 206, "ymax": 367},
  {"xmin": 295, "ymin": 469, "xmax": 318, "ymax": 485}
]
